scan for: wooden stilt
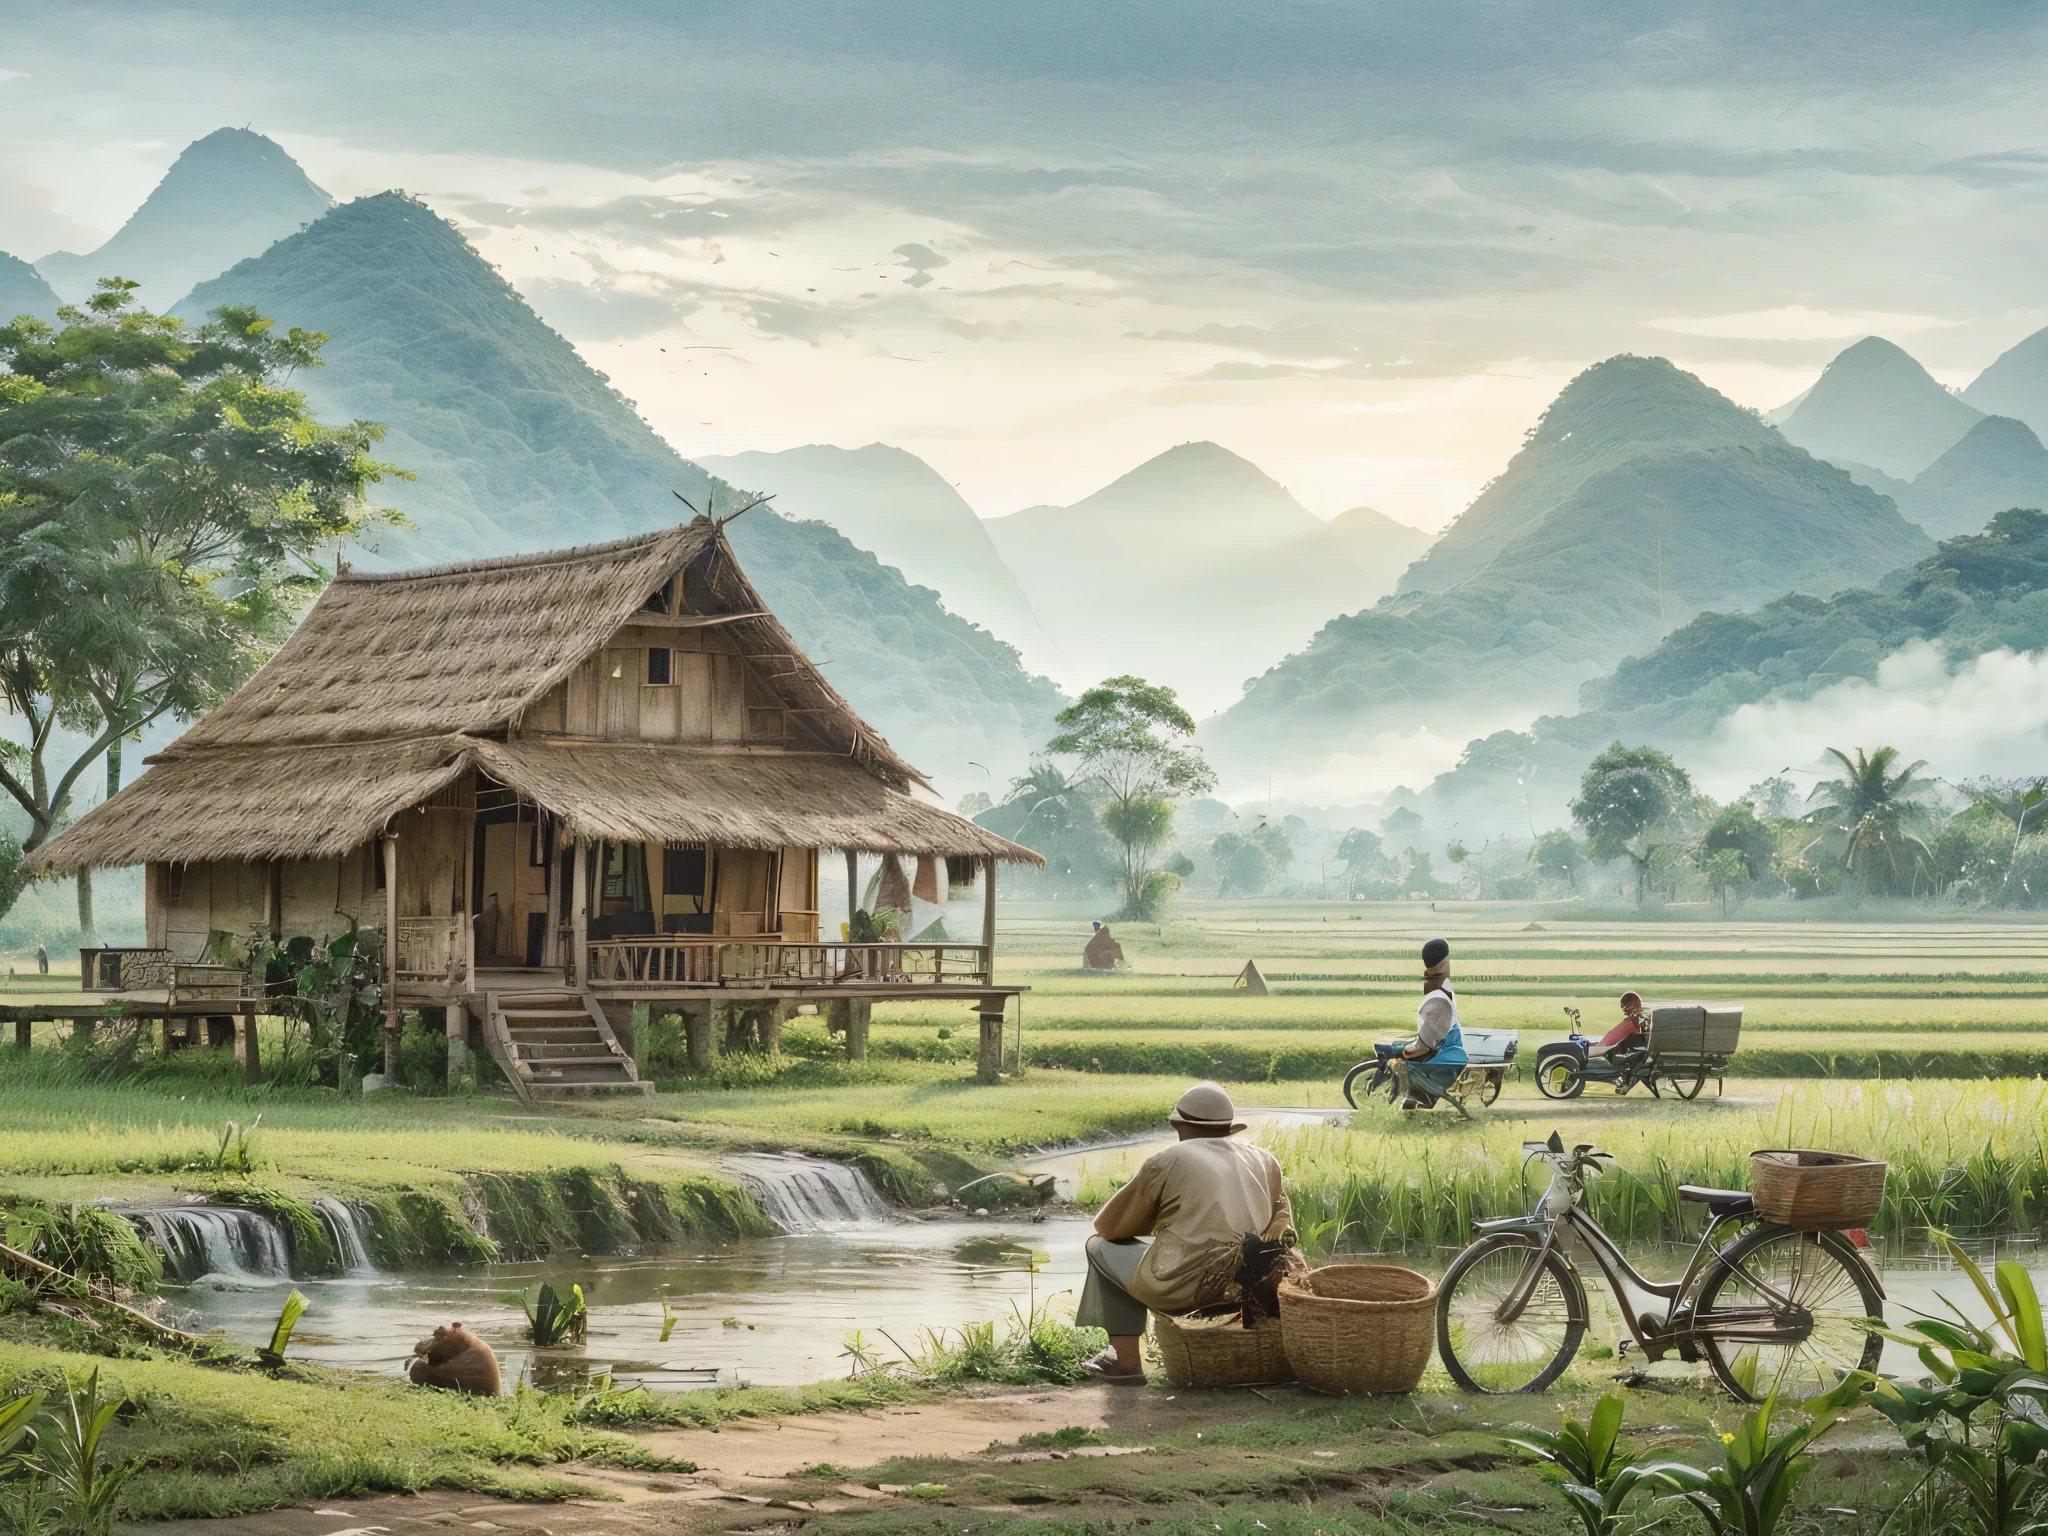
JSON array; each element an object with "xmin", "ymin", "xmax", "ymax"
[
  {"xmin": 981, "ymin": 855, "xmax": 997, "ymax": 984},
  {"xmin": 384, "ymin": 831, "xmax": 405, "ymax": 1083},
  {"xmin": 240, "ymin": 1011, "xmax": 263, "ymax": 1084},
  {"xmin": 845, "ymin": 849, "xmax": 859, "ymax": 935},
  {"xmin": 571, "ymin": 836, "xmax": 590, "ymax": 987},
  {"xmin": 976, "ymin": 1000, "xmax": 1006, "ymax": 1084}
]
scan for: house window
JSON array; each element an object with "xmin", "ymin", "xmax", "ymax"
[
  {"xmin": 664, "ymin": 845, "xmax": 707, "ymax": 897},
  {"xmin": 162, "ymin": 863, "xmax": 187, "ymax": 904},
  {"xmin": 646, "ymin": 646, "xmax": 673, "ymax": 685}
]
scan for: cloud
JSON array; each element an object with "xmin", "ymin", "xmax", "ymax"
[
  {"xmin": 1649, "ymin": 306, "xmax": 1959, "ymax": 341},
  {"xmin": 1691, "ymin": 642, "xmax": 2048, "ymax": 798}
]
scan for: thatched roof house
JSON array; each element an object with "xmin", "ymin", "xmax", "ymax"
[
  {"xmin": 32, "ymin": 518, "xmax": 1038, "ymax": 1094},
  {"xmin": 34, "ymin": 518, "xmax": 1029, "ymax": 872}
]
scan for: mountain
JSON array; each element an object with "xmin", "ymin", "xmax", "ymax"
[
  {"xmin": 1416, "ymin": 508, "xmax": 2048, "ymax": 835},
  {"xmin": 695, "ymin": 444, "xmax": 1055, "ymax": 668},
  {"xmin": 179, "ymin": 192, "xmax": 1062, "ymax": 788},
  {"xmin": 1774, "ymin": 336, "xmax": 1982, "ymax": 481},
  {"xmin": 1899, "ymin": 416, "xmax": 2048, "ymax": 540},
  {"xmin": 1323, "ymin": 505, "xmax": 1433, "ymax": 587},
  {"xmin": 37, "ymin": 129, "xmax": 331, "ymax": 309},
  {"xmin": 983, "ymin": 442, "xmax": 1382, "ymax": 712},
  {"xmin": 1207, "ymin": 356, "xmax": 1935, "ymax": 772},
  {"xmin": 0, "ymin": 252, "xmax": 60, "ymax": 325},
  {"xmin": 1964, "ymin": 324, "xmax": 2048, "ymax": 443}
]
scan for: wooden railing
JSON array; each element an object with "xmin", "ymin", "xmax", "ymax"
[
  {"xmin": 583, "ymin": 938, "xmax": 992, "ymax": 989},
  {"xmin": 395, "ymin": 914, "xmax": 475, "ymax": 988}
]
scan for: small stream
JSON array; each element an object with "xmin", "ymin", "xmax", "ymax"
[{"xmin": 120, "ymin": 1131, "xmax": 2043, "ymax": 1393}]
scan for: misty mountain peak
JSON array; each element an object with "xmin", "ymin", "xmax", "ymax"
[
  {"xmin": 1777, "ymin": 333, "xmax": 1981, "ymax": 480},
  {"xmin": 36, "ymin": 127, "xmax": 331, "ymax": 309}
]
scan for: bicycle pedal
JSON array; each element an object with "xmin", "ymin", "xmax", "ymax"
[{"xmin": 1611, "ymin": 1370, "xmax": 1651, "ymax": 1387}]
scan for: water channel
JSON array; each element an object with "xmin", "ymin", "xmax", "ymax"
[{"xmin": 131, "ymin": 1109, "xmax": 2030, "ymax": 1391}]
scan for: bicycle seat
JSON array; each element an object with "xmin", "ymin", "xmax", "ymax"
[{"xmin": 1678, "ymin": 1185, "xmax": 1756, "ymax": 1219}]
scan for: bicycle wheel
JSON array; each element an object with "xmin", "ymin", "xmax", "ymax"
[
  {"xmin": 1669, "ymin": 1070, "xmax": 1708, "ymax": 1101},
  {"xmin": 1478, "ymin": 1071, "xmax": 1503, "ymax": 1107},
  {"xmin": 1694, "ymin": 1226, "xmax": 1883, "ymax": 1402},
  {"xmin": 1535, "ymin": 1053, "xmax": 1585, "ymax": 1100},
  {"xmin": 1436, "ymin": 1234, "xmax": 1587, "ymax": 1393}
]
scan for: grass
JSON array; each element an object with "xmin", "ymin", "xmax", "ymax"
[{"xmin": 1250, "ymin": 1078, "xmax": 2048, "ymax": 1255}]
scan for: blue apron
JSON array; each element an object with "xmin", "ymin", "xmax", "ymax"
[{"xmin": 1409, "ymin": 987, "xmax": 1467, "ymax": 1096}]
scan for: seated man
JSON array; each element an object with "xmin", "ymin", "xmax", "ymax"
[
  {"xmin": 1075, "ymin": 1082, "xmax": 1292, "ymax": 1383},
  {"xmin": 1083, "ymin": 921, "xmax": 1126, "ymax": 971},
  {"xmin": 1587, "ymin": 991, "xmax": 1649, "ymax": 1093},
  {"xmin": 1395, "ymin": 937, "xmax": 1466, "ymax": 1109}
]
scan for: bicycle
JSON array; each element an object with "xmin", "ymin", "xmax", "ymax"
[{"xmin": 1434, "ymin": 1132, "xmax": 1884, "ymax": 1402}]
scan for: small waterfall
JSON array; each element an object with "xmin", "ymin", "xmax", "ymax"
[
  {"xmin": 725, "ymin": 1154, "xmax": 895, "ymax": 1233},
  {"xmin": 313, "ymin": 1197, "xmax": 379, "ymax": 1277},
  {"xmin": 126, "ymin": 1206, "xmax": 293, "ymax": 1283}
]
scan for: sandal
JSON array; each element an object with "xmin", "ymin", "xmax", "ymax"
[{"xmin": 1080, "ymin": 1348, "xmax": 1146, "ymax": 1384}]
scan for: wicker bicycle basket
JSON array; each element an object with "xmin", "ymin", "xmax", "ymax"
[
  {"xmin": 1152, "ymin": 1309, "xmax": 1293, "ymax": 1388},
  {"xmin": 1277, "ymin": 1264, "xmax": 1437, "ymax": 1396},
  {"xmin": 1749, "ymin": 1149, "xmax": 1887, "ymax": 1230}
]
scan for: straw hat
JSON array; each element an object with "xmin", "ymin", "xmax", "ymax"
[{"xmin": 1169, "ymin": 1081, "xmax": 1247, "ymax": 1132}]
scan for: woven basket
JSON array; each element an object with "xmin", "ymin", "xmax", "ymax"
[
  {"xmin": 1750, "ymin": 1149, "xmax": 1887, "ymax": 1230},
  {"xmin": 1152, "ymin": 1309, "xmax": 1293, "ymax": 1388},
  {"xmin": 1278, "ymin": 1264, "xmax": 1437, "ymax": 1396}
]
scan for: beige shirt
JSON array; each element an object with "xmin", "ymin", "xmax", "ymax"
[
  {"xmin": 1092, "ymin": 1136, "xmax": 1292, "ymax": 1312},
  {"xmin": 1415, "ymin": 985, "xmax": 1457, "ymax": 1051}
]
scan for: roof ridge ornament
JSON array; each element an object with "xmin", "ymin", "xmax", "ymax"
[{"xmin": 672, "ymin": 488, "xmax": 776, "ymax": 528}]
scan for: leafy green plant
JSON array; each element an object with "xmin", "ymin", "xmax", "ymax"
[
  {"xmin": 522, "ymin": 1282, "xmax": 587, "ymax": 1346},
  {"xmin": 1639, "ymin": 1377, "xmax": 1867, "ymax": 1536},
  {"xmin": 1499, "ymin": 1392, "xmax": 1656, "ymax": 1536},
  {"xmin": 658, "ymin": 1293, "xmax": 678, "ymax": 1344},
  {"xmin": 258, "ymin": 1289, "xmax": 309, "ymax": 1367},
  {"xmin": 1861, "ymin": 1232, "xmax": 2048, "ymax": 1535},
  {"xmin": 35, "ymin": 1370, "xmax": 136, "ymax": 1536}
]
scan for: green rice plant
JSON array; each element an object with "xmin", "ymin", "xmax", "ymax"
[
  {"xmin": 257, "ymin": 1290, "xmax": 309, "ymax": 1367},
  {"xmin": 521, "ymin": 1282, "xmax": 587, "ymax": 1347},
  {"xmin": 658, "ymin": 1293, "xmax": 678, "ymax": 1343},
  {"xmin": 1266, "ymin": 1080, "xmax": 2048, "ymax": 1254}
]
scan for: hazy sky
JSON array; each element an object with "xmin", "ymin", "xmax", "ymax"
[{"xmin": 9, "ymin": 2, "xmax": 2048, "ymax": 528}]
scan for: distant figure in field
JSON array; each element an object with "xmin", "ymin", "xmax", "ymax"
[
  {"xmin": 1083, "ymin": 921, "xmax": 1126, "ymax": 971},
  {"xmin": 35, "ymin": 943, "xmax": 47, "ymax": 976},
  {"xmin": 409, "ymin": 1322, "xmax": 500, "ymax": 1396}
]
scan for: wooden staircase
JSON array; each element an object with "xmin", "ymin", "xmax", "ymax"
[{"xmin": 483, "ymin": 989, "xmax": 651, "ymax": 1100}]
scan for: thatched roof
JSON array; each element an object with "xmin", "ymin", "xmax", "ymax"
[
  {"xmin": 27, "ymin": 515, "xmax": 1018, "ymax": 876},
  {"xmin": 170, "ymin": 518, "xmax": 920, "ymax": 786},
  {"xmin": 26, "ymin": 739, "xmax": 472, "ymax": 870},
  {"xmin": 471, "ymin": 742, "xmax": 1040, "ymax": 863},
  {"xmin": 23, "ymin": 738, "xmax": 1037, "ymax": 874}
]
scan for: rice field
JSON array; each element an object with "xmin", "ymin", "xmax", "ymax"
[
  {"xmin": 868, "ymin": 903, "xmax": 2048, "ymax": 1079},
  {"xmin": 1261, "ymin": 1078, "xmax": 2048, "ymax": 1255}
]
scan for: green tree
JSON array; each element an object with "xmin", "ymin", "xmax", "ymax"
[
  {"xmin": 1701, "ymin": 801, "xmax": 1777, "ymax": 881},
  {"xmin": 1703, "ymin": 847, "xmax": 1750, "ymax": 914},
  {"xmin": 1527, "ymin": 828, "xmax": 1584, "ymax": 892},
  {"xmin": 1336, "ymin": 827, "xmax": 1394, "ymax": 895},
  {"xmin": 1569, "ymin": 742, "xmax": 1693, "ymax": 906},
  {"xmin": 0, "ymin": 280, "xmax": 403, "ymax": 933},
  {"xmin": 1807, "ymin": 745, "xmax": 1932, "ymax": 895},
  {"xmin": 1048, "ymin": 675, "xmax": 1215, "ymax": 916},
  {"xmin": 976, "ymin": 759, "xmax": 1116, "ymax": 897},
  {"xmin": 1209, "ymin": 820, "xmax": 1293, "ymax": 897}
]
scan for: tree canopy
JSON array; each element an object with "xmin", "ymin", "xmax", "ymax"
[
  {"xmin": 1046, "ymin": 674, "xmax": 1215, "ymax": 915},
  {"xmin": 0, "ymin": 279, "xmax": 403, "ymax": 930},
  {"xmin": 1569, "ymin": 741, "xmax": 1693, "ymax": 905}
]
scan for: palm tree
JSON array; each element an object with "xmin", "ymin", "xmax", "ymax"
[{"xmin": 1806, "ymin": 746, "xmax": 1932, "ymax": 895}]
